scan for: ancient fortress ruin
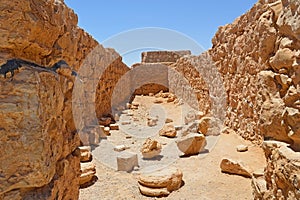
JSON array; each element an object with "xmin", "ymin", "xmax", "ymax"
[{"xmin": 0, "ymin": 0, "xmax": 299, "ymax": 199}]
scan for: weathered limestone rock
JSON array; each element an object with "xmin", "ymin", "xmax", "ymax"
[
  {"xmin": 109, "ymin": 124, "xmax": 119, "ymax": 130},
  {"xmin": 198, "ymin": 117, "xmax": 212, "ymax": 135},
  {"xmin": 220, "ymin": 158, "xmax": 252, "ymax": 178},
  {"xmin": 176, "ymin": 133, "xmax": 206, "ymax": 156},
  {"xmin": 114, "ymin": 145, "xmax": 129, "ymax": 152},
  {"xmin": 159, "ymin": 124, "xmax": 177, "ymax": 138},
  {"xmin": 253, "ymin": 141, "xmax": 300, "ymax": 199},
  {"xmin": 0, "ymin": 67, "xmax": 80, "ymax": 198},
  {"xmin": 141, "ymin": 138, "xmax": 162, "ymax": 159},
  {"xmin": 147, "ymin": 116, "xmax": 158, "ymax": 127},
  {"xmin": 0, "ymin": 0, "xmax": 129, "ymax": 198},
  {"xmin": 165, "ymin": 118, "xmax": 173, "ymax": 123},
  {"xmin": 236, "ymin": 145, "xmax": 248, "ymax": 152},
  {"xmin": 138, "ymin": 167, "xmax": 183, "ymax": 197},
  {"xmin": 117, "ymin": 151, "xmax": 138, "ymax": 172},
  {"xmin": 209, "ymin": 0, "xmax": 300, "ymax": 145},
  {"xmin": 138, "ymin": 184, "xmax": 170, "ymax": 197},
  {"xmin": 79, "ymin": 146, "xmax": 92, "ymax": 162},
  {"xmin": 80, "ymin": 162, "xmax": 96, "ymax": 186}
]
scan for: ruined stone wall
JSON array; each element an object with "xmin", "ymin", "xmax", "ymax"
[
  {"xmin": 169, "ymin": 55, "xmax": 211, "ymax": 114},
  {"xmin": 141, "ymin": 50, "xmax": 191, "ymax": 63},
  {"xmin": 0, "ymin": 67, "xmax": 80, "ymax": 200},
  {"xmin": 131, "ymin": 62, "xmax": 171, "ymax": 96},
  {"xmin": 209, "ymin": 0, "xmax": 300, "ymax": 198},
  {"xmin": 209, "ymin": 0, "xmax": 300, "ymax": 146},
  {"xmin": 0, "ymin": 0, "xmax": 128, "ymax": 199}
]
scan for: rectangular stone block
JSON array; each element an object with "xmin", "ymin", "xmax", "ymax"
[{"xmin": 117, "ymin": 151, "xmax": 138, "ymax": 172}]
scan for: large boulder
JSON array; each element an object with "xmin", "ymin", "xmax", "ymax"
[{"xmin": 176, "ymin": 133, "xmax": 206, "ymax": 156}]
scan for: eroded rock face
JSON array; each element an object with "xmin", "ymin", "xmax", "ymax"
[
  {"xmin": 252, "ymin": 141, "xmax": 300, "ymax": 199},
  {"xmin": 209, "ymin": 0, "xmax": 300, "ymax": 147},
  {"xmin": 0, "ymin": 66, "xmax": 80, "ymax": 199},
  {"xmin": 220, "ymin": 158, "xmax": 252, "ymax": 178},
  {"xmin": 0, "ymin": 0, "xmax": 128, "ymax": 199}
]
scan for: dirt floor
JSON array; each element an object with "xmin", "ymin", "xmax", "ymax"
[{"xmin": 79, "ymin": 95, "xmax": 266, "ymax": 200}]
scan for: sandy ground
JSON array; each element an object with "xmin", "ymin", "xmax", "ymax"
[{"xmin": 79, "ymin": 95, "xmax": 266, "ymax": 200}]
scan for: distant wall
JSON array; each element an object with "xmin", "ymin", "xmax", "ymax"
[{"xmin": 141, "ymin": 50, "xmax": 191, "ymax": 63}]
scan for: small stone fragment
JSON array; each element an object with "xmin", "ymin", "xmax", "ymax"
[
  {"xmin": 159, "ymin": 124, "xmax": 177, "ymax": 138},
  {"xmin": 79, "ymin": 146, "xmax": 92, "ymax": 162},
  {"xmin": 138, "ymin": 184, "xmax": 170, "ymax": 197},
  {"xmin": 154, "ymin": 99, "xmax": 163, "ymax": 104},
  {"xmin": 141, "ymin": 138, "xmax": 162, "ymax": 159},
  {"xmin": 147, "ymin": 116, "xmax": 158, "ymax": 127},
  {"xmin": 165, "ymin": 118, "xmax": 173, "ymax": 123},
  {"xmin": 104, "ymin": 127, "xmax": 110, "ymax": 136},
  {"xmin": 114, "ymin": 145, "xmax": 129, "ymax": 152},
  {"xmin": 220, "ymin": 158, "xmax": 252, "ymax": 178},
  {"xmin": 121, "ymin": 121, "xmax": 131, "ymax": 125},
  {"xmin": 109, "ymin": 124, "xmax": 119, "ymax": 130},
  {"xmin": 236, "ymin": 144, "xmax": 248, "ymax": 152}
]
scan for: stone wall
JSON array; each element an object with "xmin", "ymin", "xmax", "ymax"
[
  {"xmin": 141, "ymin": 50, "xmax": 191, "ymax": 63},
  {"xmin": 209, "ymin": 0, "xmax": 300, "ymax": 146},
  {"xmin": 209, "ymin": 0, "xmax": 300, "ymax": 198},
  {"xmin": 0, "ymin": 0, "xmax": 128, "ymax": 199},
  {"xmin": 0, "ymin": 67, "xmax": 80, "ymax": 200}
]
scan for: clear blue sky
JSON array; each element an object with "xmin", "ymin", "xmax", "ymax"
[{"xmin": 65, "ymin": 0, "xmax": 257, "ymax": 65}]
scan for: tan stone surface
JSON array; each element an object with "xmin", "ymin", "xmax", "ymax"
[
  {"xmin": 176, "ymin": 133, "xmax": 207, "ymax": 156},
  {"xmin": 220, "ymin": 158, "xmax": 252, "ymax": 178},
  {"xmin": 209, "ymin": 0, "xmax": 300, "ymax": 147},
  {"xmin": 140, "ymin": 138, "xmax": 162, "ymax": 159},
  {"xmin": 159, "ymin": 124, "xmax": 177, "ymax": 138},
  {"xmin": 252, "ymin": 141, "xmax": 300, "ymax": 199},
  {"xmin": 0, "ymin": 0, "xmax": 128, "ymax": 199},
  {"xmin": 80, "ymin": 162, "xmax": 96, "ymax": 186},
  {"xmin": 0, "ymin": 67, "xmax": 80, "ymax": 197},
  {"xmin": 138, "ymin": 167, "xmax": 183, "ymax": 192}
]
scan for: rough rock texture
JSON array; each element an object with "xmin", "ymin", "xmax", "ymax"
[
  {"xmin": 209, "ymin": 0, "xmax": 300, "ymax": 197},
  {"xmin": 220, "ymin": 158, "xmax": 252, "ymax": 178},
  {"xmin": 209, "ymin": 0, "xmax": 300, "ymax": 146},
  {"xmin": 79, "ymin": 146, "xmax": 92, "ymax": 162},
  {"xmin": 176, "ymin": 133, "xmax": 207, "ymax": 156},
  {"xmin": 138, "ymin": 167, "xmax": 183, "ymax": 197},
  {"xmin": 0, "ymin": 66, "xmax": 80, "ymax": 199},
  {"xmin": 141, "ymin": 138, "xmax": 162, "ymax": 159},
  {"xmin": 159, "ymin": 124, "xmax": 177, "ymax": 138},
  {"xmin": 0, "ymin": 0, "xmax": 128, "ymax": 199},
  {"xmin": 252, "ymin": 141, "xmax": 300, "ymax": 199},
  {"xmin": 79, "ymin": 162, "xmax": 96, "ymax": 186}
]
